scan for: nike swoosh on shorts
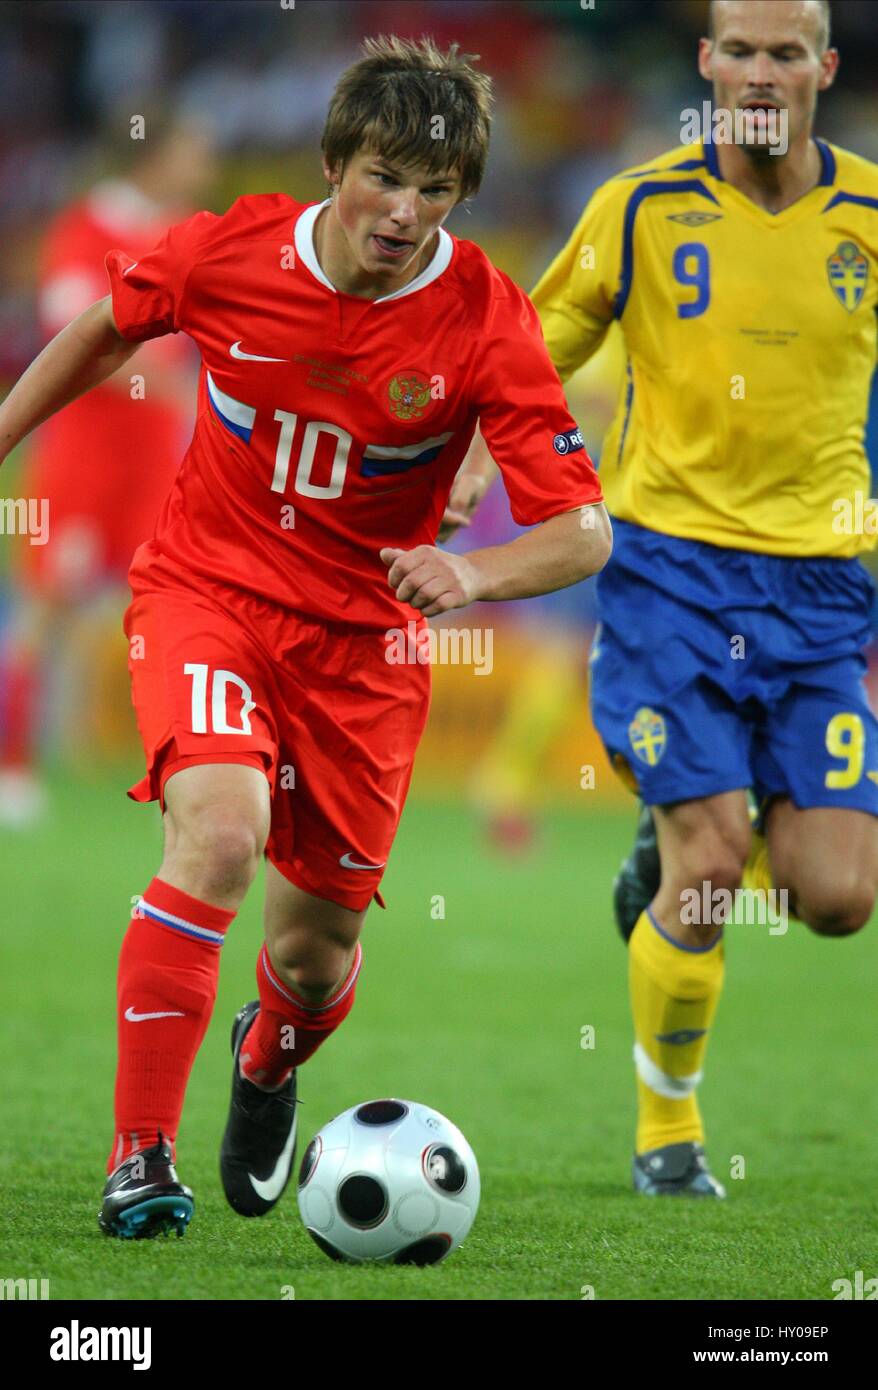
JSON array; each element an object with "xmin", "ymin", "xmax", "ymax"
[{"xmin": 338, "ymin": 852, "xmax": 386, "ymax": 870}]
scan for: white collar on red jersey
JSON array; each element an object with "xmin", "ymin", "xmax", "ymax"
[{"xmin": 294, "ymin": 199, "xmax": 453, "ymax": 302}]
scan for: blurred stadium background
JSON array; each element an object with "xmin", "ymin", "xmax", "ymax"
[{"xmin": 2, "ymin": 0, "xmax": 878, "ymax": 1300}]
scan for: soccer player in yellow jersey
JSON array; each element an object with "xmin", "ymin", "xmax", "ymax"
[{"xmin": 449, "ymin": 0, "xmax": 878, "ymax": 1195}]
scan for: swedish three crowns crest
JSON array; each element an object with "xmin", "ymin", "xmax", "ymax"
[{"xmin": 827, "ymin": 241, "xmax": 868, "ymax": 312}]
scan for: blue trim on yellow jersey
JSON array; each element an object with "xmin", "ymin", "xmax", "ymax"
[
  {"xmin": 621, "ymin": 158, "xmax": 707, "ymax": 178},
  {"xmin": 616, "ymin": 360, "xmax": 634, "ymax": 467},
  {"xmin": 615, "ymin": 181, "xmax": 720, "ymax": 319},
  {"xmin": 703, "ymin": 135, "xmax": 835, "ymax": 186},
  {"xmin": 703, "ymin": 138, "xmax": 721, "ymax": 179},
  {"xmin": 815, "ymin": 138, "xmax": 836, "ymax": 185},
  {"xmin": 822, "ymin": 190, "xmax": 878, "ymax": 214}
]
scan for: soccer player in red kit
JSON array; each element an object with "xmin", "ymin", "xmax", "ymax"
[
  {"xmin": 0, "ymin": 118, "xmax": 213, "ymax": 823},
  {"xmin": 0, "ymin": 36, "xmax": 611, "ymax": 1240}
]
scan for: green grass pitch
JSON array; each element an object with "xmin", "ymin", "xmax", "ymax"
[{"xmin": 2, "ymin": 765, "xmax": 877, "ymax": 1300}]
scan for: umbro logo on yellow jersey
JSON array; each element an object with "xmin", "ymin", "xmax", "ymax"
[{"xmin": 666, "ymin": 211, "xmax": 722, "ymax": 227}]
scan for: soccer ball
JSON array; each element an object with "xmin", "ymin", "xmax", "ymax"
[{"xmin": 297, "ymin": 1098, "xmax": 480, "ymax": 1265}]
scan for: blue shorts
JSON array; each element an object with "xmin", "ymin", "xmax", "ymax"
[{"xmin": 590, "ymin": 519, "xmax": 878, "ymax": 815}]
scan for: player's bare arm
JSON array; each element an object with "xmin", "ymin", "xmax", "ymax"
[
  {"xmin": 438, "ymin": 424, "xmax": 500, "ymax": 541},
  {"xmin": 382, "ymin": 501, "xmax": 611, "ymax": 617},
  {"xmin": 0, "ymin": 295, "xmax": 138, "ymax": 462}
]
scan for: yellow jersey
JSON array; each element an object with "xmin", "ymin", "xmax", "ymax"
[{"xmin": 531, "ymin": 139, "xmax": 878, "ymax": 557}]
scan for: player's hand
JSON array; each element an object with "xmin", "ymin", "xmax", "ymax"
[
  {"xmin": 380, "ymin": 545, "xmax": 482, "ymax": 618},
  {"xmin": 437, "ymin": 471, "xmax": 491, "ymax": 543}
]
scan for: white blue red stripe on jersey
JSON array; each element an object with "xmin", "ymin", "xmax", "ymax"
[
  {"xmin": 361, "ymin": 431, "xmax": 453, "ymax": 477},
  {"xmin": 206, "ymin": 371, "xmax": 256, "ymax": 444}
]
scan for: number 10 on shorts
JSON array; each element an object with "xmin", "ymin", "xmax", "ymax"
[{"xmin": 184, "ymin": 663, "xmax": 256, "ymax": 735}]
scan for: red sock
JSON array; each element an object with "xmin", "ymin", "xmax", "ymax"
[
  {"xmin": 0, "ymin": 647, "xmax": 39, "ymax": 767},
  {"xmin": 241, "ymin": 943, "xmax": 363, "ymax": 1088},
  {"xmin": 108, "ymin": 877, "xmax": 235, "ymax": 1174}
]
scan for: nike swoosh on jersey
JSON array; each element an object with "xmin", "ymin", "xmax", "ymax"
[
  {"xmin": 339, "ymin": 852, "xmax": 386, "ymax": 870},
  {"xmin": 124, "ymin": 1006, "xmax": 186, "ymax": 1022},
  {"xmin": 229, "ymin": 340, "xmax": 287, "ymax": 363},
  {"xmin": 248, "ymin": 1108, "xmax": 299, "ymax": 1202},
  {"xmin": 121, "ymin": 261, "xmax": 139, "ymax": 277}
]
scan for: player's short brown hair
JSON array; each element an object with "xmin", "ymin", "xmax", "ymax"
[
  {"xmin": 321, "ymin": 35, "xmax": 493, "ymax": 202},
  {"xmin": 708, "ymin": 0, "xmax": 831, "ymax": 52}
]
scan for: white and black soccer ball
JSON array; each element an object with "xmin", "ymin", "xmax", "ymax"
[{"xmin": 297, "ymin": 1098, "xmax": 480, "ymax": 1265}]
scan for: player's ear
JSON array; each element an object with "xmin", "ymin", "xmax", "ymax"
[
  {"xmin": 322, "ymin": 158, "xmax": 340, "ymax": 198},
  {"xmin": 817, "ymin": 47, "xmax": 839, "ymax": 93},
  {"xmin": 697, "ymin": 36, "xmax": 714, "ymax": 81}
]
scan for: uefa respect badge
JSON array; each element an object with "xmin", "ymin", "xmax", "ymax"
[{"xmin": 553, "ymin": 426, "xmax": 584, "ymax": 455}]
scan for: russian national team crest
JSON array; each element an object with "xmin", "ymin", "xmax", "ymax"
[
  {"xmin": 387, "ymin": 370, "xmax": 433, "ymax": 421},
  {"xmin": 827, "ymin": 240, "xmax": 868, "ymax": 312},
  {"xmin": 628, "ymin": 706, "xmax": 667, "ymax": 766}
]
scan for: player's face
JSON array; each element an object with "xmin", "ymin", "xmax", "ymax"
[
  {"xmin": 699, "ymin": 0, "xmax": 838, "ymax": 157},
  {"xmin": 323, "ymin": 148, "xmax": 461, "ymax": 293}
]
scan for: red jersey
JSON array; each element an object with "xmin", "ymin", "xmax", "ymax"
[
  {"xmin": 17, "ymin": 181, "xmax": 197, "ymax": 596},
  {"xmin": 106, "ymin": 193, "xmax": 602, "ymax": 628},
  {"xmin": 35, "ymin": 180, "xmax": 194, "ymax": 461}
]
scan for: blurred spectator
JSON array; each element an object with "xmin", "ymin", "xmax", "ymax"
[{"xmin": 0, "ymin": 109, "xmax": 218, "ymax": 823}]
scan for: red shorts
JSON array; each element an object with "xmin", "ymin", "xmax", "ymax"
[{"xmin": 123, "ymin": 551, "xmax": 431, "ymax": 911}]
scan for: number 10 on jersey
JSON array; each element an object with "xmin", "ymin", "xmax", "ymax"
[{"xmin": 271, "ymin": 410, "xmax": 352, "ymax": 500}]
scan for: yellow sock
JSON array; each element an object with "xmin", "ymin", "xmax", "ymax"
[
  {"xmin": 741, "ymin": 820, "xmax": 799, "ymax": 923},
  {"xmin": 741, "ymin": 827, "xmax": 772, "ymax": 896},
  {"xmin": 629, "ymin": 909, "xmax": 724, "ymax": 1154}
]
